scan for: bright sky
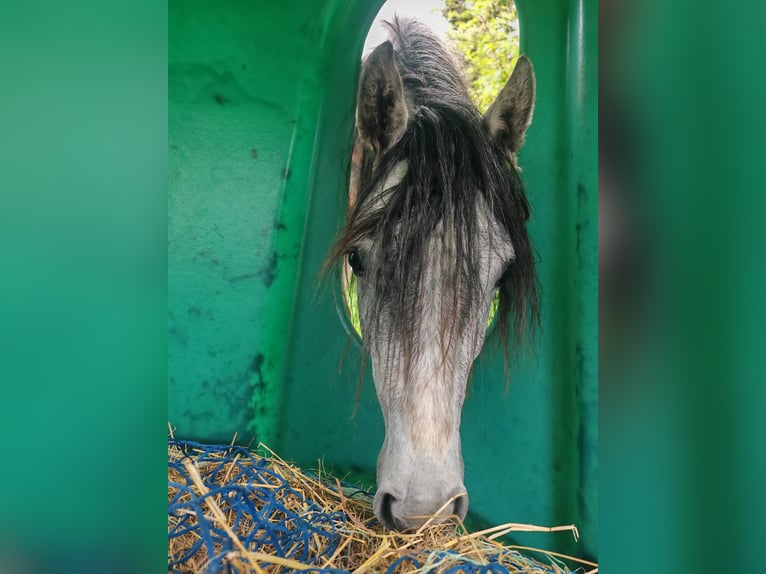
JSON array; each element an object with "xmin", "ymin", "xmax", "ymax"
[{"xmin": 363, "ymin": 0, "xmax": 449, "ymax": 57}]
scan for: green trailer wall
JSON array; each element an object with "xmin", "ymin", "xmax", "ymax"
[{"xmin": 169, "ymin": 0, "xmax": 597, "ymax": 560}]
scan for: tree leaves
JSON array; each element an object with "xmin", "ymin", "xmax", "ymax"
[{"xmin": 443, "ymin": 0, "xmax": 520, "ymax": 113}]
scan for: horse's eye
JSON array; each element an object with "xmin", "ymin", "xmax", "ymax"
[
  {"xmin": 347, "ymin": 249, "xmax": 364, "ymax": 277},
  {"xmin": 495, "ymin": 263, "xmax": 513, "ymax": 288}
]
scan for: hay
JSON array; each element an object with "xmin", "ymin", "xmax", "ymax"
[{"xmin": 168, "ymin": 434, "xmax": 597, "ymax": 574}]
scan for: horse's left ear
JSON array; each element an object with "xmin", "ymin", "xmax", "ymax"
[{"xmin": 484, "ymin": 54, "xmax": 536, "ymax": 156}]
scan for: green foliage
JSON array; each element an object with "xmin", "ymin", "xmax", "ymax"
[{"xmin": 443, "ymin": 0, "xmax": 520, "ymax": 113}]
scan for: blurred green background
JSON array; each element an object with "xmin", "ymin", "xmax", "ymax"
[{"xmin": 0, "ymin": 0, "xmax": 167, "ymax": 571}]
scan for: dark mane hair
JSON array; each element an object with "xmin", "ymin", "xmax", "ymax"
[{"xmin": 328, "ymin": 18, "xmax": 539, "ymax": 375}]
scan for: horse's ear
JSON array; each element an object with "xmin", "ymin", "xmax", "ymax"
[
  {"xmin": 484, "ymin": 54, "xmax": 536, "ymax": 155},
  {"xmin": 356, "ymin": 41, "xmax": 408, "ymax": 156}
]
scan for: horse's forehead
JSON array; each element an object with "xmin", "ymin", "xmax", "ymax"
[
  {"xmin": 365, "ymin": 207, "xmax": 514, "ymax": 270},
  {"xmin": 422, "ymin": 216, "xmax": 515, "ymax": 270},
  {"xmin": 364, "ymin": 160, "xmax": 515, "ymax": 260}
]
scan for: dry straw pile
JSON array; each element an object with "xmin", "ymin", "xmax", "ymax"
[{"xmin": 168, "ymin": 434, "xmax": 597, "ymax": 573}]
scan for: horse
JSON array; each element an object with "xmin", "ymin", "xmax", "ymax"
[{"xmin": 326, "ymin": 17, "xmax": 539, "ymax": 531}]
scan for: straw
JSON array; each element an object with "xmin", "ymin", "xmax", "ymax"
[{"xmin": 168, "ymin": 436, "xmax": 596, "ymax": 573}]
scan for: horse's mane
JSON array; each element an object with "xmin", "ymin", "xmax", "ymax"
[{"xmin": 329, "ymin": 17, "xmax": 539, "ymax": 376}]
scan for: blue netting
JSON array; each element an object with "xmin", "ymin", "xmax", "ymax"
[{"xmin": 168, "ymin": 439, "xmax": 577, "ymax": 573}]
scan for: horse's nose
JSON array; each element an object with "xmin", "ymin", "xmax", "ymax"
[{"xmin": 374, "ymin": 488, "xmax": 468, "ymax": 531}]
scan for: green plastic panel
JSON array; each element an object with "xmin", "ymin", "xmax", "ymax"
[{"xmin": 168, "ymin": 0, "xmax": 597, "ymax": 560}]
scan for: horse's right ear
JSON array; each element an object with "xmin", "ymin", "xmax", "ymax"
[
  {"xmin": 356, "ymin": 41, "xmax": 408, "ymax": 157},
  {"xmin": 484, "ymin": 54, "xmax": 536, "ymax": 157}
]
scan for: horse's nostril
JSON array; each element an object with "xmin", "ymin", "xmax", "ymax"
[{"xmin": 378, "ymin": 492, "xmax": 397, "ymax": 530}]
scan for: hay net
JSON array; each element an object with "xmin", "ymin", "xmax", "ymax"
[{"xmin": 168, "ymin": 438, "xmax": 584, "ymax": 573}]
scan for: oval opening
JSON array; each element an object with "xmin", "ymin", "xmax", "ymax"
[{"xmin": 341, "ymin": 0, "xmax": 520, "ymax": 340}]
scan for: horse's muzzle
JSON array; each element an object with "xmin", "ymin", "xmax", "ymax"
[{"xmin": 373, "ymin": 482, "xmax": 468, "ymax": 531}]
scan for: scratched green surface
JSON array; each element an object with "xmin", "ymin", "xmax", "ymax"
[{"xmin": 168, "ymin": 0, "xmax": 597, "ymax": 560}]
